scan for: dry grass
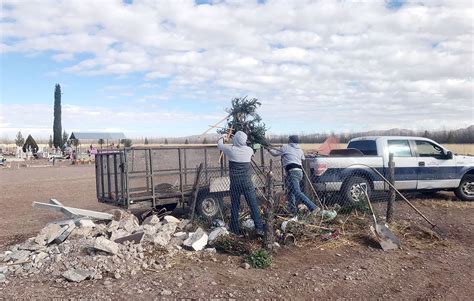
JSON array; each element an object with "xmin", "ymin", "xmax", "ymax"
[
  {"xmin": 389, "ymin": 220, "xmax": 450, "ymax": 249},
  {"xmin": 276, "ymin": 209, "xmax": 450, "ymax": 252}
]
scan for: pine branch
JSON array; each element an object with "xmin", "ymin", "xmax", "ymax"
[{"xmin": 218, "ymin": 97, "xmax": 268, "ymax": 147}]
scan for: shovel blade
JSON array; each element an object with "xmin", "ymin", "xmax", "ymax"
[
  {"xmin": 375, "ymin": 223, "xmax": 400, "ymax": 250},
  {"xmin": 370, "ymin": 223, "xmax": 400, "ymax": 251}
]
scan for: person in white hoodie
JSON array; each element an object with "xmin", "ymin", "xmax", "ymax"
[
  {"xmin": 268, "ymin": 135, "xmax": 319, "ymax": 214},
  {"xmin": 218, "ymin": 131, "xmax": 264, "ymax": 236}
]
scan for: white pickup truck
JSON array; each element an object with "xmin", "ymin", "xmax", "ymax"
[{"xmin": 308, "ymin": 136, "xmax": 474, "ymax": 203}]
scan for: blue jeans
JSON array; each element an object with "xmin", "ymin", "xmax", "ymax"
[
  {"xmin": 229, "ymin": 175, "xmax": 264, "ymax": 234},
  {"xmin": 286, "ymin": 169, "xmax": 317, "ymax": 214}
]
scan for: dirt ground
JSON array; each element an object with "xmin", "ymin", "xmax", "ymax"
[{"xmin": 0, "ymin": 164, "xmax": 473, "ymax": 299}]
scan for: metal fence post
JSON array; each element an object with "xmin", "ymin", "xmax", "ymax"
[
  {"xmin": 386, "ymin": 153, "xmax": 395, "ymax": 223},
  {"xmin": 263, "ymin": 159, "xmax": 275, "ymax": 253},
  {"xmin": 95, "ymin": 155, "xmax": 100, "ymax": 201},
  {"xmin": 149, "ymin": 149, "xmax": 155, "ymax": 208},
  {"xmin": 303, "ymin": 160, "xmax": 312, "ymax": 197}
]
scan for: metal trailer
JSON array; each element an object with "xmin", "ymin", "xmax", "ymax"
[{"xmin": 95, "ymin": 145, "xmax": 284, "ymax": 220}]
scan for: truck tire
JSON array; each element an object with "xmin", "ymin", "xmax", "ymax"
[
  {"xmin": 454, "ymin": 175, "xmax": 474, "ymax": 201},
  {"xmin": 196, "ymin": 190, "xmax": 224, "ymax": 221},
  {"xmin": 341, "ymin": 176, "xmax": 372, "ymax": 205}
]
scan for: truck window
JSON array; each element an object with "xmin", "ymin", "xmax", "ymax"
[
  {"xmin": 415, "ymin": 140, "xmax": 444, "ymax": 158},
  {"xmin": 347, "ymin": 140, "xmax": 377, "ymax": 156},
  {"xmin": 388, "ymin": 140, "xmax": 412, "ymax": 157}
]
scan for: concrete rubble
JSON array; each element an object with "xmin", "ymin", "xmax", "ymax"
[
  {"xmin": 183, "ymin": 228, "xmax": 209, "ymax": 251},
  {"xmin": 62, "ymin": 269, "xmax": 95, "ymax": 282},
  {"xmin": 208, "ymin": 227, "xmax": 229, "ymax": 245},
  {"xmin": 93, "ymin": 237, "xmax": 120, "ymax": 255},
  {"xmin": 0, "ymin": 204, "xmax": 217, "ymax": 285}
]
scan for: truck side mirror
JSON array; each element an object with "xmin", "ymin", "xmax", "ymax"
[{"xmin": 445, "ymin": 151, "xmax": 453, "ymax": 160}]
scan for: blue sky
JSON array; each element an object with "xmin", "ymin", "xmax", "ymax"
[{"xmin": 1, "ymin": 0, "xmax": 472, "ymax": 139}]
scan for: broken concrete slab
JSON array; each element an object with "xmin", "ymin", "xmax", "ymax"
[
  {"xmin": 0, "ymin": 274, "xmax": 5, "ymax": 283},
  {"xmin": 49, "ymin": 198, "xmax": 64, "ymax": 206},
  {"xmin": 78, "ymin": 219, "xmax": 96, "ymax": 228},
  {"xmin": 163, "ymin": 215, "xmax": 180, "ymax": 224},
  {"xmin": 91, "ymin": 224, "xmax": 107, "ymax": 236},
  {"xmin": 93, "ymin": 237, "xmax": 119, "ymax": 255},
  {"xmin": 33, "ymin": 235, "xmax": 47, "ymax": 246},
  {"xmin": 151, "ymin": 223, "xmax": 177, "ymax": 247},
  {"xmin": 62, "ymin": 269, "xmax": 94, "ymax": 282},
  {"xmin": 39, "ymin": 223, "xmax": 67, "ymax": 245},
  {"xmin": 152, "ymin": 232, "xmax": 172, "ymax": 247},
  {"xmin": 208, "ymin": 227, "xmax": 229, "ymax": 244},
  {"xmin": 109, "ymin": 229, "xmax": 131, "ymax": 241},
  {"xmin": 70, "ymin": 227, "xmax": 93, "ymax": 238},
  {"xmin": 178, "ymin": 219, "xmax": 190, "ymax": 230},
  {"xmin": 160, "ymin": 223, "xmax": 177, "ymax": 237},
  {"xmin": 107, "ymin": 220, "xmax": 119, "ymax": 233},
  {"xmin": 32, "ymin": 201, "xmax": 113, "ymax": 221},
  {"xmin": 9, "ymin": 250, "xmax": 31, "ymax": 262},
  {"xmin": 53, "ymin": 221, "xmax": 76, "ymax": 244},
  {"xmin": 142, "ymin": 224, "xmax": 158, "ymax": 235},
  {"xmin": 118, "ymin": 214, "xmax": 140, "ymax": 234},
  {"xmin": 114, "ymin": 232, "xmax": 144, "ymax": 245},
  {"xmin": 143, "ymin": 215, "xmax": 161, "ymax": 226},
  {"xmin": 173, "ymin": 232, "xmax": 188, "ymax": 240},
  {"xmin": 183, "ymin": 228, "xmax": 208, "ymax": 251},
  {"xmin": 17, "ymin": 239, "xmax": 46, "ymax": 252},
  {"xmin": 33, "ymin": 252, "xmax": 48, "ymax": 264}
]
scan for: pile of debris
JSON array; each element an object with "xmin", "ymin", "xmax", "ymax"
[{"xmin": 0, "ymin": 199, "xmax": 229, "ymax": 285}]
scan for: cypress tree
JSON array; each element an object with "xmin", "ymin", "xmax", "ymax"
[
  {"xmin": 53, "ymin": 84, "xmax": 62, "ymax": 147},
  {"xmin": 15, "ymin": 131, "xmax": 25, "ymax": 147}
]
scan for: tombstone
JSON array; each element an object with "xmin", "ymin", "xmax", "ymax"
[{"xmin": 16, "ymin": 146, "xmax": 23, "ymax": 159}]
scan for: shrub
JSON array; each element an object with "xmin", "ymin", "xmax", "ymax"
[{"xmin": 244, "ymin": 249, "xmax": 272, "ymax": 269}]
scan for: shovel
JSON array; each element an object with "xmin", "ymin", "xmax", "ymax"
[{"xmin": 360, "ymin": 184, "xmax": 400, "ymax": 251}]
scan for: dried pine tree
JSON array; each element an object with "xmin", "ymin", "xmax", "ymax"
[{"xmin": 218, "ymin": 97, "xmax": 268, "ymax": 147}]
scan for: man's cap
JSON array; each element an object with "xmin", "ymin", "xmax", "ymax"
[{"xmin": 288, "ymin": 135, "xmax": 299, "ymax": 144}]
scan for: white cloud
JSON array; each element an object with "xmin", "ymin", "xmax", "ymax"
[{"xmin": 1, "ymin": 0, "xmax": 473, "ymax": 136}]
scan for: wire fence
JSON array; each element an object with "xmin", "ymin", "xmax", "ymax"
[
  {"xmin": 96, "ymin": 146, "xmax": 401, "ymax": 232},
  {"xmin": 211, "ymin": 157, "xmax": 400, "ymax": 236}
]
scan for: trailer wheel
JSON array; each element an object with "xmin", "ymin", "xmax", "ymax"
[
  {"xmin": 196, "ymin": 191, "xmax": 224, "ymax": 221},
  {"xmin": 454, "ymin": 175, "xmax": 474, "ymax": 201},
  {"xmin": 341, "ymin": 176, "xmax": 372, "ymax": 205}
]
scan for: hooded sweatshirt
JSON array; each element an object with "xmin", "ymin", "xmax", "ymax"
[
  {"xmin": 218, "ymin": 131, "xmax": 254, "ymax": 176},
  {"xmin": 269, "ymin": 143, "xmax": 305, "ymax": 170}
]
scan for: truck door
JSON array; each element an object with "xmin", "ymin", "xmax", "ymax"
[
  {"xmin": 414, "ymin": 140, "xmax": 458, "ymax": 189},
  {"xmin": 387, "ymin": 139, "xmax": 418, "ymax": 190}
]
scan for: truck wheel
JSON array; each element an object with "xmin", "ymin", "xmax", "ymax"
[
  {"xmin": 341, "ymin": 176, "xmax": 372, "ymax": 205},
  {"xmin": 454, "ymin": 175, "xmax": 474, "ymax": 201},
  {"xmin": 196, "ymin": 191, "xmax": 224, "ymax": 221}
]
